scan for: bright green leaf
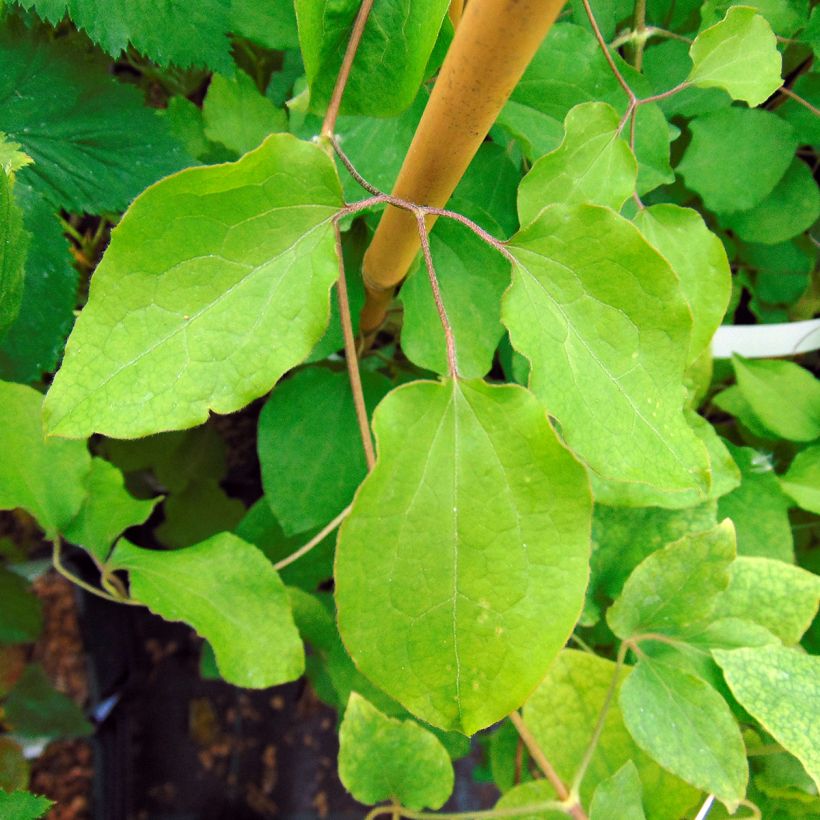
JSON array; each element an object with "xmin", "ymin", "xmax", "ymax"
[
  {"xmin": 494, "ymin": 780, "xmax": 564, "ymax": 820},
  {"xmin": 688, "ymin": 7, "xmax": 782, "ymax": 106},
  {"xmin": 18, "ymin": 0, "xmax": 235, "ymax": 72},
  {"xmin": 700, "ymin": 0, "xmax": 808, "ymax": 37},
  {"xmin": 523, "ymin": 650, "xmax": 700, "ymax": 819},
  {"xmin": 0, "ymin": 380, "xmax": 90, "ymax": 536},
  {"xmin": 296, "ymin": 0, "xmax": 449, "ymax": 117},
  {"xmin": 0, "ymin": 182, "xmax": 77, "ymax": 385},
  {"xmin": 0, "ymin": 133, "xmax": 33, "ymax": 175},
  {"xmin": 677, "ymin": 108, "xmax": 797, "ymax": 214},
  {"xmin": 517, "ymin": 102, "xmax": 637, "ymax": 223},
  {"xmin": 44, "ymin": 134, "xmax": 344, "ymax": 439},
  {"xmin": 590, "ymin": 761, "xmax": 646, "ymax": 820},
  {"xmin": 203, "ymin": 71, "xmax": 288, "ymax": 156},
  {"xmin": 714, "ymin": 556, "xmax": 820, "ymax": 644},
  {"xmin": 4, "ymin": 664, "xmax": 92, "ymax": 739},
  {"xmin": 258, "ymin": 367, "xmax": 391, "ymax": 535},
  {"xmin": 634, "ymin": 205, "xmax": 731, "ymax": 365},
  {"xmin": 0, "ymin": 170, "xmax": 29, "ymax": 336},
  {"xmin": 336, "ymin": 379, "xmax": 591, "ymax": 734},
  {"xmin": 0, "ymin": 789, "xmax": 52, "ymax": 819},
  {"xmin": 718, "ymin": 443, "xmax": 793, "ymax": 561},
  {"xmin": 401, "ymin": 220, "xmax": 509, "ymax": 379},
  {"xmin": 63, "ymin": 458, "xmax": 158, "ymax": 563},
  {"xmin": 619, "ymin": 657, "xmax": 748, "ymax": 806},
  {"xmin": 0, "ymin": 568, "xmax": 42, "ymax": 645},
  {"xmin": 712, "ymin": 385, "xmax": 776, "ymax": 439},
  {"xmin": 714, "ymin": 645, "xmax": 820, "ymax": 790},
  {"xmin": 504, "ymin": 203, "xmax": 711, "ymax": 503},
  {"xmin": 109, "ymin": 533, "xmax": 304, "ymax": 688},
  {"xmin": 780, "ymin": 445, "xmax": 820, "ymax": 514},
  {"xmin": 720, "ymin": 158, "xmax": 820, "ymax": 245},
  {"xmin": 731, "ymin": 355, "xmax": 820, "ymax": 443},
  {"xmin": 338, "ymin": 693, "xmax": 454, "ymax": 810},
  {"xmin": 608, "ymin": 522, "xmax": 736, "ymax": 640},
  {"xmin": 0, "ymin": 24, "xmax": 190, "ymax": 213}
]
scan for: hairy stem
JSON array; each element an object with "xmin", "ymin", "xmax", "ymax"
[
  {"xmin": 321, "ymin": 0, "xmax": 377, "ymax": 138},
  {"xmin": 333, "ymin": 223, "xmax": 376, "ymax": 469},
  {"xmin": 360, "ymin": 0, "xmax": 566, "ymax": 334},
  {"xmin": 274, "ymin": 505, "xmax": 352, "ymax": 571}
]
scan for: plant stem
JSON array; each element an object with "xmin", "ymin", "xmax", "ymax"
[
  {"xmin": 778, "ymin": 85, "xmax": 820, "ymax": 116},
  {"xmin": 52, "ymin": 536, "xmax": 128, "ymax": 605},
  {"xmin": 321, "ymin": 0, "xmax": 377, "ymax": 138},
  {"xmin": 632, "ymin": 0, "xmax": 647, "ymax": 71},
  {"xmin": 508, "ymin": 711, "xmax": 588, "ymax": 820},
  {"xmin": 580, "ymin": 0, "xmax": 636, "ymax": 105},
  {"xmin": 569, "ymin": 642, "xmax": 628, "ymax": 800},
  {"xmin": 333, "ymin": 223, "xmax": 376, "ymax": 469},
  {"xmin": 359, "ymin": 0, "xmax": 566, "ymax": 334},
  {"xmin": 415, "ymin": 211, "xmax": 459, "ymax": 378},
  {"xmin": 273, "ymin": 505, "xmax": 352, "ymax": 571}
]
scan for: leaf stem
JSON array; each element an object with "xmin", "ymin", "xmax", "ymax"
[
  {"xmin": 508, "ymin": 711, "xmax": 589, "ymax": 820},
  {"xmin": 321, "ymin": 0, "xmax": 377, "ymax": 138},
  {"xmin": 414, "ymin": 211, "xmax": 459, "ymax": 378},
  {"xmin": 579, "ymin": 0, "xmax": 637, "ymax": 105},
  {"xmin": 778, "ymin": 85, "xmax": 820, "ymax": 117},
  {"xmin": 52, "ymin": 536, "xmax": 129, "ymax": 605},
  {"xmin": 273, "ymin": 505, "xmax": 352, "ymax": 571},
  {"xmin": 569, "ymin": 642, "xmax": 628, "ymax": 800},
  {"xmin": 333, "ymin": 223, "xmax": 376, "ymax": 470}
]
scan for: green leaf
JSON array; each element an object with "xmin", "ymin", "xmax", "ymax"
[
  {"xmin": 504, "ymin": 203, "xmax": 711, "ymax": 503},
  {"xmin": 0, "ymin": 23, "xmax": 190, "ymax": 213},
  {"xmin": 0, "ymin": 568, "xmax": 42, "ymax": 645},
  {"xmin": 781, "ymin": 444, "xmax": 820, "ymax": 514},
  {"xmin": 677, "ymin": 108, "xmax": 797, "ymax": 214},
  {"xmin": 258, "ymin": 367, "xmax": 391, "ymax": 535},
  {"xmin": 719, "ymin": 158, "xmax": 820, "ymax": 245},
  {"xmin": 63, "ymin": 458, "xmax": 158, "ymax": 563},
  {"xmin": 0, "ymin": 183, "xmax": 77, "ymax": 385},
  {"xmin": 494, "ymin": 780, "xmax": 564, "ymax": 820},
  {"xmin": 401, "ymin": 220, "xmax": 509, "ymax": 379},
  {"xmin": 336, "ymin": 379, "xmax": 591, "ymax": 734},
  {"xmin": 0, "ymin": 789, "xmax": 53, "ymax": 820},
  {"xmin": 517, "ymin": 102, "xmax": 637, "ymax": 223},
  {"xmin": 717, "ymin": 443, "xmax": 793, "ymax": 561},
  {"xmin": 296, "ymin": 0, "xmax": 449, "ymax": 117},
  {"xmin": 4, "ymin": 664, "xmax": 92, "ymax": 738},
  {"xmin": 523, "ymin": 650, "xmax": 700, "ymax": 819},
  {"xmin": 775, "ymin": 72, "xmax": 820, "ymax": 147},
  {"xmin": 714, "ymin": 557, "xmax": 820, "ymax": 644},
  {"xmin": 44, "ymin": 134, "xmax": 344, "ymax": 439},
  {"xmin": 619, "ymin": 657, "xmax": 748, "ymax": 806},
  {"xmin": 0, "ymin": 380, "xmax": 91, "ymax": 536},
  {"xmin": 731, "ymin": 355, "xmax": 820, "ymax": 443},
  {"xmin": 589, "ymin": 761, "xmax": 646, "ymax": 820},
  {"xmin": 0, "ymin": 133, "xmax": 33, "ymax": 175},
  {"xmin": 18, "ymin": 0, "xmax": 235, "ymax": 72},
  {"xmin": 608, "ymin": 522, "xmax": 736, "ymax": 640},
  {"xmin": 633, "ymin": 205, "xmax": 731, "ymax": 365},
  {"xmin": 0, "ymin": 171, "xmax": 29, "ymax": 337},
  {"xmin": 714, "ymin": 645, "xmax": 820, "ymax": 790},
  {"xmin": 109, "ymin": 533, "xmax": 304, "ymax": 688},
  {"xmin": 232, "ymin": 0, "xmax": 299, "ymax": 50},
  {"xmin": 700, "ymin": 0, "xmax": 808, "ymax": 37},
  {"xmin": 338, "ymin": 693, "xmax": 454, "ymax": 810},
  {"xmin": 203, "ymin": 71, "xmax": 288, "ymax": 156},
  {"xmin": 155, "ymin": 480, "xmax": 244, "ymax": 549},
  {"xmin": 688, "ymin": 7, "xmax": 782, "ymax": 106},
  {"xmin": 495, "ymin": 102, "xmax": 564, "ymax": 164}
]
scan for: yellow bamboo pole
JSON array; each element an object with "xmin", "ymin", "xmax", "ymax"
[{"xmin": 359, "ymin": 0, "xmax": 566, "ymax": 334}]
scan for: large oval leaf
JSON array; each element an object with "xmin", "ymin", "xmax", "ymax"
[
  {"xmin": 335, "ymin": 378, "xmax": 591, "ymax": 735},
  {"xmin": 44, "ymin": 134, "xmax": 344, "ymax": 439}
]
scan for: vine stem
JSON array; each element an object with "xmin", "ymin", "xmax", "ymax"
[
  {"xmin": 273, "ymin": 505, "xmax": 352, "ymax": 571},
  {"xmin": 508, "ymin": 711, "xmax": 589, "ymax": 820},
  {"xmin": 778, "ymin": 85, "xmax": 820, "ymax": 116},
  {"xmin": 333, "ymin": 223, "xmax": 376, "ymax": 470},
  {"xmin": 415, "ymin": 211, "xmax": 459, "ymax": 378},
  {"xmin": 569, "ymin": 642, "xmax": 628, "ymax": 800},
  {"xmin": 580, "ymin": 0, "xmax": 636, "ymax": 106},
  {"xmin": 321, "ymin": 0, "xmax": 377, "ymax": 138},
  {"xmin": 52, "ymin": 536, "xmax": 132, "ymax": 605}
]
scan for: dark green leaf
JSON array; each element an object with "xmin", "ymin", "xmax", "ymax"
[
  {"xmin": 0, "ymin": 568, "xmax": 42, "ymax": 645},
  {"xmin": 0, "ymin": 171, "xmax": 29, "ymax": 336}
]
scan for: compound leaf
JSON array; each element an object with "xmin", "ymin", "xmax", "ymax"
[
  {"xmin": 503, "ymin": 203, "xmax": 711, "ymax": 503},
  {"xmin": 44, "ymin": 134, "xmax": 344, "ymax": 439},
  {"xmin": 0, "ymin": 380, "xmax": 90, "ymax": 536},
  {"xmin": 714, "ymin": 646, "xmax": 820, "ymax": 790},
  {"xmin": 517, "ymin": 102, "xmax": 637, "ymax": 223},
  {"xmin": 335, "ymin": 379, "xmax": 592, "ymax": 735},
  {"xmin": 688, "ymin": 7, "xmax": 782, "ymax": 106},
  {"xmin": 338, "ymin": 693, "xmax": 454, "ymax": 810},
  {"xmin": 109, "ymin": 533, "xmax": 304, "ymax": 688}
]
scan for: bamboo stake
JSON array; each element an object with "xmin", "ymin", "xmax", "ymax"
[{"xmin": 359, "ymin": 0, "xmax": 566, "ymax": 334}]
